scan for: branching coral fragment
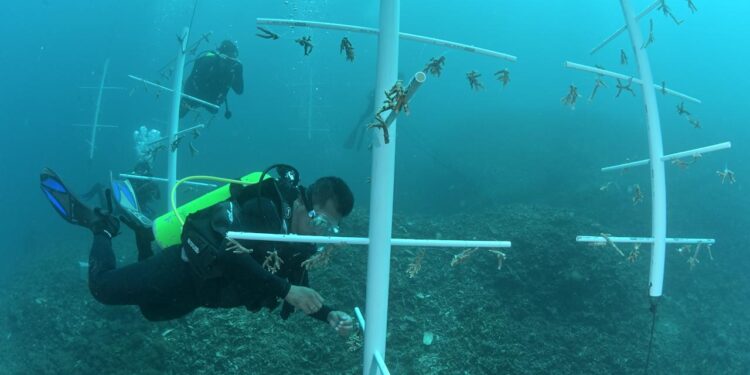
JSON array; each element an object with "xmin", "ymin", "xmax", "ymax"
[
  {"xmin": 406, "ymin": 249, "xmax": 426, "ymax": 278},
  {"xmin": 494, "ymin": 69, "xmax": 511, "ymax": 87},
  {"xmin": 642, "ymin": 19, "xmax": 656, "ymax": 49},
  {"xmin": 423, "ymin": 56, "xmax": 446, "ymax": 77},
  {"xmin": 716, "ymin": 168, "xmax": 736, "ymax": 184},
  {"xmin": 340, "ymin": 37, "xmax": 355, "ymax": 62},
  {"xmin": 466, "ymin": 71, "xmax": 483, "ymax": 91},
  {"xmin": 488, "ymin": 249, "xmax": 507, "ymax": 270},
  {"xmin": 627, "ymin": 243, "xmax": 641, "ymax": 263},
  {"xmin": 631, "ymin": 184, "xmax": 644, "ymax": 205},
  {"xmin": 262, "ymin": 250, "xmax": 283, "ymax": 274},
  {"xmin": 600, "ymin": 233, "xmax": 625, "ymax": 257},
  {"xmin": 561, "ymin": 84, "xmax": 580, "ymax": 109},
  {"xmin": 225, "ymin": 237, "xmax": 253, "ymax": 254},
  {"xmin": 451, "ymin": 248, "xmax": 478, "ymax": 267},
  {"xmin": 301, "ymin": 246, "xmax": 335, "ymax": 270},
  {"xmin": 616, "ymin": 78, "xmax": 636, "ymax": 98}
]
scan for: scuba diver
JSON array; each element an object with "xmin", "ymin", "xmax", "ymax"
[
  {"xmin": 180, "ymin": 40, "xmax": 244, "ymax": 120},
  {"xmin": 39, "ymin": 164, "xmax": 356, "ymax": 335}
]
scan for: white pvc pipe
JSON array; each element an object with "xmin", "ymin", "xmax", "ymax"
[
  {"xmin": 601, "ymin": 159, "xmax": 650, "ymax": 172},
  {"xmin": 225, "ymin": 231, "xmax": 511, "ymax": 248},
  {"xmin": 621, "ymin": 0, "xmax": 667, "ymax": 298},
  {"xmin": 601, "ymin": 142, "xmax": 732, "ymax": 172},
  {"xmin": 128, "ymin": 75, "xmax": 220, "ymax": 110},
  {"xmin": 73, "ymin": 124, "xmax": 118, "ymax": 128},
  {"xmin": 354, "ymin": 306, "xmax": 366, "ymax": 331},
  {"xmin": 257, "ymin": 17, "xmax": 517, "ymax": 62},
  {"xmin": 118, "ymin": 173, "xmax": 218, "ymax": 188},
  {"xmin": 576, "ymin": 235, "xmax": 715, "ymax": 245},
  {"xmin": 661, "ymin": 142, "xmax": 732, "ymax": 162},
  {"xmin": 590, "ymin": 0, "xmax": 661, "ymax": 55},
  {"xmin": 89, "ymin": 58, "xmax": 109, "ymax": 160},
  {"xmin": 147, "ymin": 124, "xmax": 206, "ymax": 146},
  {"xmin": 167, "ymin": 28, "xmax": 189, "ymax": 211},
  {"xmin": 364, "ymin": 2, "xmax": 399, "ymax": 374},
  {"xmin": 383, "ymin": 71, "xmax": 426, "ymax": 128},
  {"xmin": 80, "ymin": 86, "xmax": 126, "ymax": 90},
  {"xmin": 373, "ymin": 351, "xmax": 391, "ymax": 375},
  {"xmin": 564, "ymin": 61, "xmax": 701, "ymax": 104}
]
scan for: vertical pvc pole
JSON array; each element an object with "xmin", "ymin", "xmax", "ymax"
[
  {"xmin": 89, "ymin": 58, "xmax": 109, "ymax": 160},
  {"xmin": 167, "ymin": 28, "xmax": 189, "ymax": 211},
  {"xmin": 620, "ymin": 0, "xmax": 667, "ymax": 297},
  {"xmin": 363, "ymin": 1, "xmax": 399, "ymax": 374}
]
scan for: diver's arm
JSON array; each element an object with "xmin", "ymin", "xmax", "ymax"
[
  {"xmin": 218, "ymin": 251, "xmax": 291, "ymax": 300},
  {"xmin": 281, "ymin": 267, "xmax": 333, "ymax": 322},
  {"xmin": 231, "ymin": 63, "xmax": 244, "ymax": 94}
]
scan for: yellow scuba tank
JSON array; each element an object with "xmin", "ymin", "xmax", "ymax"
[{"xmin": 152, "ymin": 172, "xmax": 267, "ymax": 249}]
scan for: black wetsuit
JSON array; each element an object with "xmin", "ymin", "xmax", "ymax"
[
  {"xmin": 180, "ymin": 51, "xmax": 244, "ymax": 118},
  {"xmin": 87, "ymin": 196, "xmax": 332, "ymax": 323}
]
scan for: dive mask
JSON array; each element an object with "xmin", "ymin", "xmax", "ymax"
[{"xmin": 308, "ymin": 210, "xmax": 340, "ymax": 236}]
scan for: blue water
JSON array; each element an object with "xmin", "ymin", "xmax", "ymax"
[{"xmin": 0, "ymin": 0, "xmax": 747, "ymax": 373}]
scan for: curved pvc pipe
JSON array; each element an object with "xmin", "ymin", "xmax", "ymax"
[
  {"xmin": 621, "ymin": 0, "xmax": 667, "ymax": 298},
  {"xmin": 564, "ymin": 61, "xmax": 701, "ymax": 104},
  {"xmin": 257, "ymin": 17, "xmax": 517, "ymax": 62}
]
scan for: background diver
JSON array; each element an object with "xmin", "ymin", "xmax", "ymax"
[
  {"xmin": 180, "ymin": 40, "xmax": 245, "ymax": 120},
  {"xmin": 39, "ymin": 165, "xmax": 356, "ymax": 336}
]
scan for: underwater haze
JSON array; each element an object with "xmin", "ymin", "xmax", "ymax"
[{"xmin": 1, "ymin": 0, "xmax": 748, "ymax": 374}]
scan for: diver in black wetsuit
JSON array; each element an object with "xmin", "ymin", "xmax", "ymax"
[
  {"xmin": 40, "ymin": 166, "xmax": 356, "ymax": 335},
  {"xmin": 129, "ymin": 161, "xmax": 160, "ymax": 218},
  {"xmin": 180, "ymin": 40, "xmax": 244, "ymax": 119}
]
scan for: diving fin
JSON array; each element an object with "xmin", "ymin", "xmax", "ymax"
[
  {"xmin": 110, "ymin": 175, "xmax": 153, "ymax": 230},
  {"xmin": 40, "ymin": 168, "xmax": 97, "ymax": 228}
]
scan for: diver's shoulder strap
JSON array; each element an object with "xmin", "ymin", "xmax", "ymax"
[{"xmin": 181, "ymin": 201, "xmax": 237, "ymax": 279}]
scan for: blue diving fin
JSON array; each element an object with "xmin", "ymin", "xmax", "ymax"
[
  {"xmin": 110, "ymin": 175, "xmax": 153, "ymax": 229},
  {"xmin": 40, "ymin": 168, "xmax": 96, "ymax": 228}
]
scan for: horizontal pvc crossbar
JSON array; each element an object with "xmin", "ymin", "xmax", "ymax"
[
  {"xmin": 118, "ymin": 173, "xmax": 218, "ymax": 188},
  {"xmin": 564, "ymin": 61, "xmax": 701, "ymax": 104},
  {"xmin": 72, "ymin": 124, "xmax": 118, "ymax": 128},
  {"xmin": 79, "ymin": 86, "xmax": 127, "ymax": 90},
  {"xmin": 590, "ymin": 0, "xmax": 660, "ymax": 55},
  {"xmin": 257, "ymin": 17, "xmax": 518, "ymax": 62},
  {"xmin": 662, "ymin": 142, "xmax": 732, "ymax": 161},
  {"xmin": 577, "ymin": 235, "xmax": 715, "ymax": 245},
  {"xmin": 148, "ymin": 124, "xmax": 206, "ymax": 146},
  {"xmin": 128, "ymin": 75, "xmax": 221, "ymax": 110},
  {"xmin": 226, "ymin": 231, "xmax": 511, "ymax": 248},
  {"xmin": 373, "ymin": 351, "xmax": 391, "ymax": 375},
  {"xmin": 383, "ymin": 71, "xmax": 426, "ymax": 128},
  {"xmin": 601, "ymin": 142, "xmax": 732, "ymax": 172}
]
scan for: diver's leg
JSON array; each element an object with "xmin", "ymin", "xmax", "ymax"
[
  {"xmin": 135, "ymin": 226, "xmax": 155, "ymax": 261},
  {"xmin": 138, "ymin": 300, "xmax": 197, "ymax": 322},
  {"xmin": 88, "ymin": 236, "xmax": 196, "ymax": 310}
]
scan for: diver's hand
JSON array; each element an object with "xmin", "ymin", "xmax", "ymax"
[
  {"xmin": 284, "ymin": 285, "xmax": 324, "ymax": 314},
  {"xmin": 328, "ymin": 311, "xmax": 355, "ymax": 336}
]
